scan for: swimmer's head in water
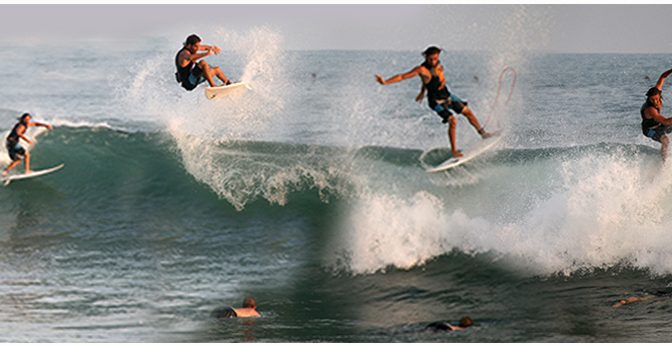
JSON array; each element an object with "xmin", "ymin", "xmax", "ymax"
[
  {"xmin": 243, "ymin": 296, "xmax": 257, "ymax": 309},
  {"xmin": 459, "ymin": 316, "xmax": 473, "ymax": 328}
]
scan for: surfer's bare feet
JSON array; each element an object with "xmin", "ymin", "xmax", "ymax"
[
  {"xmin": 1, "ymin": 171, "xmax": 8, "ymax": 177},
  {"xmin": 478, "ymin": 128, "xmax": 493, "ymax": 139},
  {"xmin": 24, "ymin": 170, "xmax": 32, "ymax": 175},
  {"xmin": 452, "ymin": 150, "xmax": 463, "ymax": 158}
]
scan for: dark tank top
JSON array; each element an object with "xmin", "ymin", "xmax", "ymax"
[
  {"xmin": 6, "ymin": 122, "xmax": 23, "ymax": 146},
  {"xmin": 175, "ymin": 47, "xmax": 193, "ymax": 84},
  {"xmin": 641, "ymin": 99, "xmax": 662, "ymax": 133},
  {"xmin": 422, "ymin": 62, "xmax": 450, "ymax": 108}
]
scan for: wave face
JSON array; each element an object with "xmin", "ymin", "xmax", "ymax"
[{"xmin": 5, "ymin": 125, "xmax": 670, "ymax": 278}]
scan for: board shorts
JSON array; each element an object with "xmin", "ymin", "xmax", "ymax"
[
  {"xmin": 6, "ymin": 142, "xmax": 25, "ymax": 161},
  {"xmin": 432, "ymin": 94, "xmax": 468, "ymax": 123},
  {"xmin": 182, "ymin": 65, "xmax": 207, "ymax": 91},
  {"xmin": 643, "ymin": 125, "xmax": 672, "ymax": 142}
]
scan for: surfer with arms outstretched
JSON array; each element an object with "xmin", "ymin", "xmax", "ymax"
[
  {"xmin": 3, "ymin": 113, "xmax": 53, "ymax": 176},
  {"xmin": 641, "ymin": 68, "xmax": 672, "ymax": 161},
  {"xmin": 376, "ymin": 46, "xmax": 492, "ymax": 158},
  {"xmin": 175, "ymin": 34, "xmax": 231, "ymax": 91}
]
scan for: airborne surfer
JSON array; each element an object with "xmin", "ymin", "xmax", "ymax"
[
  {"xmin": 2, "ymin": 113, "xmax": 53, "ymax": 176},
  {"xmin": 375, "ymin": 46, "xmax": 492, "ymax": 158},
  {"xmin": 641, "ymin": 68, "xmax": 672, "ymax": 161},
  {"xmin": 175, "ymin": 34, "xmax": 231, "ymax": 91}
]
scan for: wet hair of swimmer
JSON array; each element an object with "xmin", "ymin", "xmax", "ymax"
[
  {"xmin": 459, "ymin": 316, "xmax": 473, "ymax": 328},
  {"xmin": 422, "ymin": 46, "xmax": 442, "ymax": 57},
  {"xmin": 242, "ymin": 296, "xmax": 257, "ymax": 308},
  {"xmin": 19, "ymin": 113, "xmax": 31, "ymax": 122}
]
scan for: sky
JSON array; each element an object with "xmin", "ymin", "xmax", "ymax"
[{"xmin": 1, "ymin": 4, "xmax": 671, "ymax": 53}]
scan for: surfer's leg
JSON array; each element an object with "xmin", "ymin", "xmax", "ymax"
[
  {"xmin": 23, "ymin": 151, "xmax": 31, "ymax": 174},
  {"xmin": 661, "ymin": 135, "xmax": 669, "ymax": 162},
  {"xmin": 447, "ymin": 116, "xmax": 462, "ymax": 158},
  {"xmin": 460, "ymin": 106, "xmax": 491, "ymax": 139},
  {"xmin": 197, "ymin": 60, "xmax": 217, "ymax": 87},
  {"xmin": 3, "ymin": 160, "xmax": 20, "ymax": 175},
  {"xmin": 212, "ymin": 67, "xmax": 231, "ymax": 85}
]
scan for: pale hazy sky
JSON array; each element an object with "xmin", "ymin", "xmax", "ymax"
[{"xmin": 1, "ymin": 4, "xmax": 671, "ymax": 53}]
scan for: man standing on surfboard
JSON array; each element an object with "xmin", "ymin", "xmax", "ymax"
[
  {"xmin": 175, "ymin": 34, "xmax": 231, "ymax": 91},
  {"xmin": 2, "ymin": 113, "xmax": 53, "ymax": 176},
  {"xmin": 641, "ymin": 68, "xmax": 672, "ymax": 161},
  {"xmin": 376, "ymin": 46, "xmax": 492, "ymax": 158}
]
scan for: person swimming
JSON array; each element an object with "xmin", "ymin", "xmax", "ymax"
[
  {"xmin": 425, "ymin": 316, "xmax": 474, "ymax": 332},
  {"xmin": 212, "ymin": 296, "xmax": 261, "ymax": 320},
  {"xmin": 613, "ymin": 287, "xmax": 672, "ymax": 308}
]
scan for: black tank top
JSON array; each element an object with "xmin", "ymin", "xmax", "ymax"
[
  {"xmin": 6, "ymin": 122, "xmax": 23, "ymax": 145},
  {"xmin": 422, "ymin": 62, "xmax": 450, "ymax": 108},
  {"xmin": 641, "ymin": 99, "xmax": 662, "ymax": 132},
  {"xmin": 175, "ymin": 47, "xmax": 193, "ymax": 84}
]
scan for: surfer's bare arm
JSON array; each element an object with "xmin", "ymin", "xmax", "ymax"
[
  {"xmin": 644, "ymin": 106, "xmax": 672, "ymax": 126},
  {"xmin": 178, "ymin": 51, "xmax": 210, "ymax": 67},
  {"xmin": 29, "ymin": 121, "xmax": 53, "ymax": 130},
  {"xmin": 655, "ymin": 68, "xmax": 672, "ymax": 90},
  {"xmin": 376, "ymin": 66, "xmax": 422, "ymax": 85},
  {"xmin": 18, "ymin": 134, "xmax": 32, "ymax": 145},
  {"xmin": 201, "ymin": 45, "xmax": 221, "ymax": 55},
  {"xmin": 416, "ymin": 84, "xmax": 426, "ymax": 103}
]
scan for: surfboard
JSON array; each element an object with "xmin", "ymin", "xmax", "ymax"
[
  {"xmin": 425, "ymin": 134, "xmax": 503, "ymax": 173},
  {"xmin": 204, "ymin": 82, "xmax": 251, "ymax": 100},
  {"xmin": 2, "ymin": 163, "xmax": 64, "ymax": 186}
]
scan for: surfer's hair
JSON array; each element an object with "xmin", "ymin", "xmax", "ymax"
[
  {"xmin": 422, "ymin": 46, "xmax": 442, "ymax": 56},
  {"xmin": 185, "ymin": 34, "xmax": 201, "ymax": 46},
  {"xmin": 242, "ymin": 296, "xmax": 257, "ymax": 308},
  {"xmin": 19, "ymin": 113, "xmax": 31, "ymax": 122}
]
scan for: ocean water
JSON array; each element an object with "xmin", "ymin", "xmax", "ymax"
[{"xmin": 1, "ymin": 27, "xmax": 672, "ymax": 342}]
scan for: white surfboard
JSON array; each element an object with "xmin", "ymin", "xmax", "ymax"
[
  {"xmin": 2, "ymin": 163, "xmax": 64, "ymax": 186},
  {"xmin": 426, "ymin": 134, "xmax": 503, "ymax": 173},
  {"xmin": 204, "ymin": 82, "xmax": 251, "ymax": 100}
]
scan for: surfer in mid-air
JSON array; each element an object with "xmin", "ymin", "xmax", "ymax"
[
  {"xmin": 3, "ymin": 113, "xmax": 53, "ymax": 176},
  {"xmin": 175, "ymin": 34, "xmax": 231, "ymax": 91},
  {"xmin": 641, "ymin": 68, "xmax": 672, "ymax": 161},
  {"xmin": 376, "ymin": 46, "xmax": 492, "ymax": 158}
]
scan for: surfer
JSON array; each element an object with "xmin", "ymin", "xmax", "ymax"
[
  {"xmin": 375, "ymin": 46, "xmax": 492, "ymax": 158},
  {"xmin": 641, "ymin": 68, "xmax": 672, "ymax": 161},
  {"xmin": 175, "ymin": 34, "xmax": 231, "ymax": 91},
  {"xmin": 2, "ymin": 113, "xmax": 53, "ymax": 176},
  {"xmin": 425, "ymin": 316, "xmax": 474, "ymax": 332},
  {"xmin": 212, "ymin": 296, "xmax": 261, "ymax": 319}
]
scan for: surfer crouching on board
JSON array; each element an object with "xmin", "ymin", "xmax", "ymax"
[
  {"xmin": 641, "ymin": 68, "xmax": 672, "ymax": 161},
  {"xmin": 175, "ymin": 34, "xmax": 231, "ymax": 91},
  {"xmin": 375, "ymin": 46, "xmax": 492, "ymax": 158},
  {"xmin": 2, "ymin": 113, "xmax": 53, "ymax": 176}
]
